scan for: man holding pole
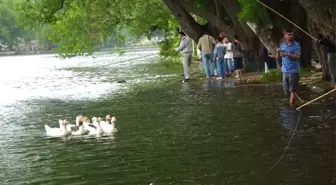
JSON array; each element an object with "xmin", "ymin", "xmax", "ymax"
[
  {"xmin": 176, "ymin": 31, "xmax": 193, "ymax": 83},
  {"xmin": 277, "ymin": 29, "xmax": 301, "ymax": 107}
]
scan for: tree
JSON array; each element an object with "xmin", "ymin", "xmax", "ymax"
[
  {"xmin": 17, "ymin": 0, "xmax": 336, "ymax": 81},
  {"xmin": 17, "ymin": 0, "xmax": 175, "ymax": 57},
  {"xmin": 0, "ymin": 0, "xmax": 23, "ymax": 50}
]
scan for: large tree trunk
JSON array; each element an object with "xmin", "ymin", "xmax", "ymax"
[
  {"xmin": 219, "ymin": 0, "xmax": 262, "ymax": 62},
  {"xmin": 162, "ymin": 0, "xmax": 204, "ymax": 41},
  {"xmin": 299, "ymin": 0, "xmax": 336, "ymax": 80},
  {"xmin": 174, "ymin": 0, "xmax": 262, "ymax": 62}
]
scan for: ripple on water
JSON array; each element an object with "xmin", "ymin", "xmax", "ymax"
[{"xmin": 0, "ymin": 50, "xmax": 335, "ymax": 185}]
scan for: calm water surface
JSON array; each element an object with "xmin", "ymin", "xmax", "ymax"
[{"xmin": 0, "ymin": 49, "xmax": 335, "ymax": 185}]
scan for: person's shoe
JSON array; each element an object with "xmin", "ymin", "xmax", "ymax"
[
  {"xmin": 216, "ymin": 77, "xmax": 223, "ymax": 80},
  {"xmin": 182, "ymin": 78, "xmax": 190, "ymax": 83}
]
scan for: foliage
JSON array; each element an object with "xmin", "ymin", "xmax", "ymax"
[
  {"xmin": 0, "ymin": 0, "xmax": 53, "ymax": 50},
  {"xmin": 260, "ymin": 69, "xmax": 313, "ymax": 83},
  {"xmin": 238, "ymin": 0, "xmax": 271, "ymax": 28},
  {"xmin": 159, "ymin": 38, "xmax": 181, "ymax": 58},
  {"xmin": 193, "ymin": 14, "xmax": 208, "ymax": 25},
  {"xmin": 17, "ymin": 0, "xmax": 175, "ymax": 58},
  {"xmin": 0, "ymin": 0, "xmax": 23, "ymax": 49},
  {"xmin": 127, "ymin": 0, "xmax": 173, "ymax": 39},
  {"xmin": 260, "ymin": 70, "xmax": 282, "ymax": 83}
]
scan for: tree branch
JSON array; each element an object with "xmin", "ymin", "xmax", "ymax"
[
  {"xmin": 176, "ymin": 0, "xmax": 235, "ymax": 37},
  {"xmin": 162, "ymin": 0, "xmax": 204, "ymax": 40}
]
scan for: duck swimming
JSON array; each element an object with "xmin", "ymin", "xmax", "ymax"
[
  {"xmin": 100, "ymin": 115, "xmax": 118, "ymax": 135},
  {"xmin": 71, "ymin": 115, "xmax": 89, "ymax": 136},
  {"xmin": 44, "ymin": 119, "xmax": 71, "ymax": 137}
]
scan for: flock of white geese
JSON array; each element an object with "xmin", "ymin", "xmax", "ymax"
[{"xmin": 44, "ymin": 115, "xmax": 118, "ymax": 137}]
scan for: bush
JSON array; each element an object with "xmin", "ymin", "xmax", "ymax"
[
  {"xmin": 159, "ymin": 38, "xmax": 180, "ymax": 57},
  {"xmin": 260, "ymin": 70, "xmax": 282, "ymax": 83},
  {"xmin": 260, "ymin": 69, "xmax": 313, "ymax": 83}
]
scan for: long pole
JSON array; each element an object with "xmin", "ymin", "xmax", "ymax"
[
  {"xmin": 296, "ymin": 88, "xmax": 336, "ymax": 110},
  {"xmin": 255, "ymin": 0, "xmax": 317, "ymax": 41}
]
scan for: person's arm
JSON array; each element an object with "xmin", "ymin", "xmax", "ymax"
[
  {"xmin": 211, "ymin": 36, "xmax": 217, "ymax": 45},
  {"xmin": 276, "ymin": 48, "xmax": 281, "ymax": 60},
  {"xmin": 239, "ymin": 43, "xmax": 244, "ymax": 53},
  {"xmin": 281, "ymin": 43, "xmax": 301, "ymax": 60},
  {"xmin": 226, "ymin": 43, "xmax": 232, "ymax": 51},
  {"xmin": 197, "ymin": 39, "xmax": 202, "ymax": 51},
  {"xmin": 175, "ymin": 38, "xmax": 185, "ymax": 52},
  {"xmin": 213, "ymin": 45, "xmax": 218, "ymax": 60}
]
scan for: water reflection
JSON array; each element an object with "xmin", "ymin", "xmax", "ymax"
[
  {"xmin": 0, "ymin": 51, "xmax": 334, "ymax": 185},
  {"xmin": 280, "ymin": 107, "xmax": 299, "ymax": 130},
  {"xmin": 202, "ymin": 79, "xmax": 236, "ymax": 89}
]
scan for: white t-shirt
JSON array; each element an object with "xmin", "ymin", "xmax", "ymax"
[{"xmin": 224, "ymin": 42, "xmax": 233, "ymax": 59}]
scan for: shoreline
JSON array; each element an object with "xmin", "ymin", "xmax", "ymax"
[
  {"xmin": 191, "ymin": 60, "xmax": 334, "ymax": 92},
  {"xmin": 0, "ymin": 46, "xmax": 160, "ymax": 57},
  {"xmin": 0, "ymin": 50, "xmax": 55, "ymax": 57}
]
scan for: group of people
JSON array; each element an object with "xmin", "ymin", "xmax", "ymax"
[
  {"xmin": 175, "ymin": 31, "xmax": 244, "ymax": 83},
  {"xmin": 176, "ymin": 29, "xmax": 303, "ymax": 107}
]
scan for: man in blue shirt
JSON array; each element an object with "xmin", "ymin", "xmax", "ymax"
[{"xmin": 278, "ymin": 29, "xmax": 301, "ymax": 106}]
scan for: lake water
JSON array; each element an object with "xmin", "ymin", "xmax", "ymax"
[{"xmin": 0, "ymin": 49, "xmax": 335, "ymax": 185}]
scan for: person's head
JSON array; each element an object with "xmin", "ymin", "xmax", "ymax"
[
  {"xmin": 285, "ymin": 29, "xmax": 294, "ymax": 42},
  {"xmin": 317, "ymin": 34, "xmax": 324, "ymax": 40},
  {"xmin": 219, "ymin": 32, "xmax": 226, "ymax": 38},
  {"xmin": 233, "ymin": 35, "xmax": 239, "ymax": 43},
  {"xmin": 223, "ymin": 36, "xmax": 229, "ymax": 43},
  {"xmin": 178, "ymin": 31, "xmax": 185, "ymax": 39},
  {"xmin": 217, "ymin": 37, "xmax": 224, "ymax": 43}
]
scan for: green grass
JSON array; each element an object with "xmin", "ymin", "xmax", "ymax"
[{"xmin": 260, "ymin": 69, "xmax": 313, "ymax": 83}]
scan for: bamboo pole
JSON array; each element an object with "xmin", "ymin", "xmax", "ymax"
[
  {"xmin": 296, "ymin": 88, "xmax": 336, "ymax": 110},
  {"xmin": 255, "ymin": 0, "xmax": 317, "ymax": 41}
]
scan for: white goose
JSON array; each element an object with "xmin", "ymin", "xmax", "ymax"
[
  {"xmin": 83, "ymin": 117, "xmax": 96, "ymax": 133},
  {"xmin": 85, "ymin": 117, "xmax": 104, "ymax": 136},
  {"xmin": 101, "ymin": 115, "xmax": 118, "ymax": 135},
  {"xmin": 44, "ymin": 119, "xmax": 71, "ymax": 137},
  {"xmin": 66, "ymin": 115, "xmax": 81, "ymax": 132},
  {"xmin": 72, "ymin": 115, "xmax": 89, "ymax": 136}
]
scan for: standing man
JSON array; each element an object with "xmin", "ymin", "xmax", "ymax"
[
  {"xmin": 232, "ymin": 35, "xmax": 244, "ymax": 78},
  {"xmin": 176, "ymin": 31, "xmax": 193, "ymax": 83},
  {"xmin": 278, "ymin": 29, "xmax": 301, "ymax": 106},
  {"xmin": 197, "ymin": 31, "xmax": 217, "ymax": 79}
]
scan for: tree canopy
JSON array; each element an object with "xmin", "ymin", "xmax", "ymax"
[{"xmin": 17, "ymin": 0, "xmax": 174, "ymax": 57}]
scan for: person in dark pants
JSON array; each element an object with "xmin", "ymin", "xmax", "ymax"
[
  {"xmin": 317, "ymin": 34, "xmax": 336, "ymax": 83},
  {"xmin": 263, "ymin": 47, "xmax": 277, "ymax": 73},
  {"xmin": 232, "ymin": 35, "xmax": 244, "ymax": 78},
  {"xmin": 277, "ymin": 29, "xmax": 301, "ymax": 107}
]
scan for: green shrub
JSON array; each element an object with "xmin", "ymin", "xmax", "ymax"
[
  {"xmin": 159, "ymin": 38, "xmax": 180, "ymax": 57},
  {"xmin": 260, "ymin": 69, "xmax": 313, "ymax": 83},
  {"xmin": 260, "ymin": 70, "xmax": 282, "ymax": 83}
]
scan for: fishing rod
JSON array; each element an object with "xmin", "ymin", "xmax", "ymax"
[
  {"xmin": 256, "ymin": 0, "xmax": 317, "ymax": 41},
  {"xmin": 255, "ymin": 0, "xmax": 336, "ymax": 172}
]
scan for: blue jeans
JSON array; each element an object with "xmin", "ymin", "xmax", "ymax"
[
  {"xmin": 216, "ymin": 58, "xmax": 228, "ymax": 78},
  {"xmin": 202, "ymin": 53, "xmax": 215, "ymax": 78},
  {"xmin": 225, "ymin": 58, "xmax": 234, "ymax": 72}
]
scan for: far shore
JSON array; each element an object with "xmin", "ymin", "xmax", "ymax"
[{"xmin": 0, "ymin": 45, "xmax": 160, "ymax": 57}]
